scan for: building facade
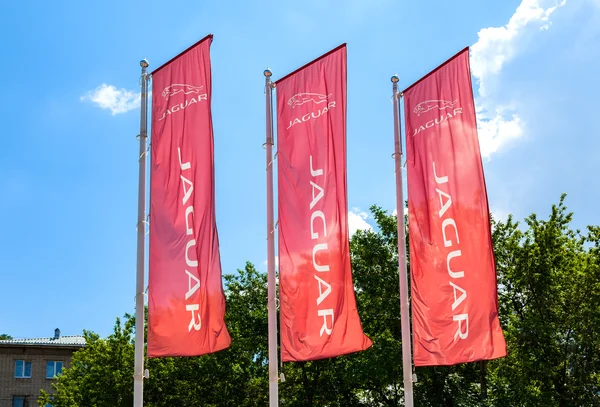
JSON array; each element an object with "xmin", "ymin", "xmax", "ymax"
[{"xmin": 0, "ymin": 329, "xmax": 85, "ymax": 407}]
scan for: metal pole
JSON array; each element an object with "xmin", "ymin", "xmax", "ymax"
[
  {"xmin": 133, "ymin": 59, "xmax": 149, "ymax": 407},
  {"xmin": 391, "ymin": 75, "xmax": 414, "ymax": 407},
  {"xmin": 264, "ymin": 68, "xmax": 279, "ymax": 407}
]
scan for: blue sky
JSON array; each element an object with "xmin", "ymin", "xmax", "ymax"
[{"xmin": 1, "ymin": 0, "xmax": 598, "ymax": 339}]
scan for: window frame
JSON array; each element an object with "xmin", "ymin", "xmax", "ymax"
[
  {"xmin": 12, "ymin": 395, "xmax": 27, "ymax": 407},
  {"xmin": 45, "ymin": 360, "xmax": 63, "ymax": 379},
  {"xmin": 14, "ymin": 360, "xmax": 32, "ymax": 379}
]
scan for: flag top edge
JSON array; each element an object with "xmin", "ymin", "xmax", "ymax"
[
  {"xmin": 402, "ymin": 46, "xmax": 469, "ymax": 95},
  {"xmin": 151, "ymin": 34, "xmax": 214, "ymax": 75},
  {"xmin": 275, "ymin": 43, "xmax": 347, "ymax": 85}
]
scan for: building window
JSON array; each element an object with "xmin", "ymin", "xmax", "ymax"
[
  {"xmin": 14, "ymin": 360, "xmax": 32, "ymax": 378},
  {"xmin": 12, "ymin": 396, "xmax": 28, "ymax": 407},
  {"xmin": 46, "ymin": 361, "xmax": 63, "ymax": 379}
]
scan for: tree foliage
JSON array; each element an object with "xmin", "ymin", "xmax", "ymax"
[
  {"xmin": 40, "ymin": 195, "xmax": 600, "ymax": 406},
  {"xmin": 487, "ymin": 194, "xmax": 600, "ymax": 407}
]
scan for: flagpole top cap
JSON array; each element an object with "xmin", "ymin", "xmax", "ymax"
[
  {"xmin": 264, "ymin": 68, "xmax": 273, "ymax": 77},
  {"xmin": 391, "ymin": 74, "xmax": 399, "ymax": 83},
  {"xmin": 140, "ymin": 59, "xmax": 149, "ymax": 68}
]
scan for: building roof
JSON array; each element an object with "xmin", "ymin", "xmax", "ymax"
[{"xmin": 0, "ymin": 334, "xmax": 86, "ymax": 347}]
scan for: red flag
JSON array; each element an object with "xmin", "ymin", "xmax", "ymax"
[
  {"xmin": 148, "ymin": 35, "xmax": 230, "ymax": 357},
  {"xmin": 404, "ymin": 47, "xmax": 506, "ymax": 366},
  {"xmin": 276, "ymin": 44, "xmax": 372, "ymax": 362}
]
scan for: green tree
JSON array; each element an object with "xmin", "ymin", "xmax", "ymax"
[
  {"xmin": 39, "ymin": 317, "xmax": 135, "ymax": 406},
  {"xmin": 273, "ymin": 205, "xmax": 405, "ymax": 406},
  {"xmin": 144, "ymin": 261, "xmax": 269, "ymax": 406},
  {"xmin": 487, "ymin": 194, "xmax": 600, "ymax": 406},
  {"xmin": 0, "ymin": 334, "xmax": 12, "ymax": 340},
  {"xmin": 39, "ymin": 195, "xmax": 600, "ymax": 406},
  {"xmin": 41, "ymin": 262, "xmax": 270, "ymax": 407},
  {"xmin": 349, "ymin": 206, "xmax": 485, "ymax": 407}
]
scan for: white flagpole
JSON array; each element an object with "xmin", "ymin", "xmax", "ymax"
[
  {"xmin": 264, "ymin": 68, "xmax": 279, "ymax": 406},
  {"xmin": 391, "ymin": 74, "xmax": 414, "ymax": 407},
  {"xmin": 133, "ymin": 59, "xmax": 150, "ymax": 407}
]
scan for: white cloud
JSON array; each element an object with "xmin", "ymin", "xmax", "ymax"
[
  {"xmin": 491, "ymin": 207, "xmax": 510, "ymax": 223},
  {"xmin": 348, "ymin": 208, "xmax": 373, "ymax": 236},
  {"xmin": 476, "ymin": 106, "xmax": 524, "ymax": 159},
  {"xmin": 81, "ymin": 84, "xmax": 140, "ymax": 115},
  {"xmin": 470, "ymin": 0, "xmax": 566, "ymax": 159}
]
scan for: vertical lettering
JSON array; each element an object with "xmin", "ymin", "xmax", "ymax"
[
  {"xmin": 436, "ymin": 188, "xmax": 452, "ymax": 218},
  {"xmin": 442, "ymin": 218, "xmax": 459, "ymax": 247},
  {"xmin": 314, "ymin": 275, "xmax": 332, "ymax": 305},
  {"xmin": 310, "ymin": 155, "xmax": 323, "ymax": 177},
  {"xmin": 185, "ymin": 270, "xmax": 200, "ymax": 300},
  {"xmin": 310, "ymin": 181, "xmax": 324, "ymax": 210},
  {"xmin": 453, "ymin": 314, "xmax": 469, "ymax": 340},
  {"xmin": 185, "ymin": 206, "xmax": 194, "ymax": 235},
  {"xmin": 186, "ymin": 239, "xmax": 198, "ymax": 268},
  {"xmin": 318, "ymin": 309, "xmax": 334, "ymax": 336},
  {"xmin": 433, "ymin": 161, "xmax": 448, "ymax": 184},
  {"xmin": 312, "ymin": 243, "xmax": 330, "ymax": 272},
  {"xmin": 178, "ymin": 148, "xmax": 191, "ymax": 171},
  {"xmin": 310, "ymin": 211, "xmax": 327, "ymax": 240},
  {"xmin": 449, "ymin": 281, "xmax": 467, "ymax": 310},
  {"xmin": 447, "ymin": 250, "xmax": 464, "ymax": 278},
  {"xmin": 180, "ymin": 175, "xmax": 194, "ymax": 205},
  {"xmin": 186, "ymin": 304, "xmax": 201, "ymax": 331}
]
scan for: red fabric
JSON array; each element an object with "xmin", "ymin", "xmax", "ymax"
[
  {"xmin": 148, "ymin": 36, "xmax": 230, "ymax": 357},
  {"xmin": 404, "ymin": 48, "xmax": 506, "ymax": 366},
  {"xmin": 276, "ymin": 45, "xmax": 372, "ymax": 362}
]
